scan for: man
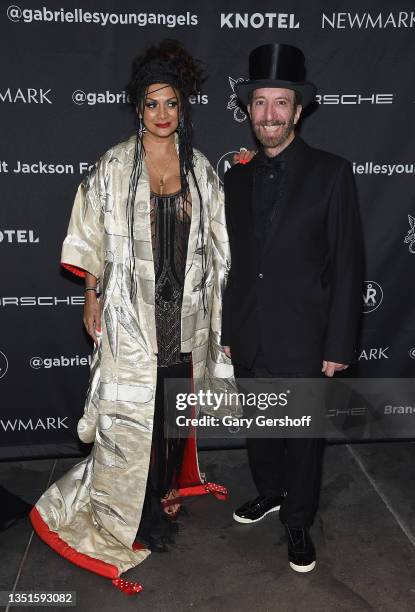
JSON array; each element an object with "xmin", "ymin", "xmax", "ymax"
[{"xmin": 221, "ymin": 44, "xmax": 363, "ymax": 572}]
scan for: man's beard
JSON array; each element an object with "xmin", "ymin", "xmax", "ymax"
[{"xmin": 253, "ymin": 113, "xmax": 296, "ymax": 149}]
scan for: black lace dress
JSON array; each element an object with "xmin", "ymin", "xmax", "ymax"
[{"xmin": 136, "ymin": 189, "xmax": 192, "ymax": 551}]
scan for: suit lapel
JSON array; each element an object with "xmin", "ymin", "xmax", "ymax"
[
  {"xmin": 249, "ymin": 154, "xmax": 261, "ymax": 226},
  {"xmin": 235, "ymin": 161, "xmax": 255, "ymax": 224}
]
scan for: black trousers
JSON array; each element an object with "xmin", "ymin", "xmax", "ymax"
[{"xmin": 234, "ymin": 356, "xmax": 325, "ymax": 528}]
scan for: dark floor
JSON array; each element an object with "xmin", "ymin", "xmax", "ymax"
[{"xmin": 1, "ymin": 442, "xmax": 415, "ymax": 612}]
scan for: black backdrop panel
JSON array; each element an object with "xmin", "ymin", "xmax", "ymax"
[{"xmin": 1, "ymin": 0, "xmax": 414, "ymax": 458}]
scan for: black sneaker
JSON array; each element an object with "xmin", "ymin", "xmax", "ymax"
[
  {"xmin": 233, "ymin": 494, "xmax": 285, "ymax": 524},
  {"xmin": 285, "ymin": 525, "xmax": 316, "ymax": 572}
]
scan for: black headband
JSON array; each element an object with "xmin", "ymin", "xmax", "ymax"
[{"xmin": 135, "ymin": 59, "xmax": 182, "ymax": 93}]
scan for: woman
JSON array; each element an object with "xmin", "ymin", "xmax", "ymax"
[{"xmin": 29, "ymin": 40, "xmax": 243, "ymax": 594}]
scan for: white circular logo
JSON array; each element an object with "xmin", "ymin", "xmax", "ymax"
[
  {"xmin": 0, "ymin": 351, "xmax": 9, "ymax": 379},
  {"xmin": 409, "ymin": 348, "xmax": 415, "ymax": 359},
  {"xmin": 30, "ymin": 357, "xmax": 43, "ymax": 369},
  {"xmin": 362, "ymin": 281, "xmax": 383, "ymax": 314},
  {"xmin": 7, "ymin": 5, "xmax": 22, "ymax": 22},
  {"xmin": 72, "ymin": 89, "xmax": 86, "ymax": 105},
  {"xmin": 216, "ymin": 151, "xmax": 239, "ymax": 185}
]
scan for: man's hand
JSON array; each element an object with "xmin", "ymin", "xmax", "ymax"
[
  {"xmin": 223, "ymin": 346, "xmax": 232, "ymax": 358},
  {"xmin": 322, "ymin": 360, "xmax": 349, "ymax": 377},
  {"xmin": 233, "ymin": 147, "xmax": 256, "ymax": 165},
  {"xmin": 83, "ymin": 291, "xmax": 101, "ymax": 346}
]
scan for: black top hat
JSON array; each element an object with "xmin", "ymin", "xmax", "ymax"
[{"xmin": 235, "ymin": 43, "xmax": 316, "ymax": 108}]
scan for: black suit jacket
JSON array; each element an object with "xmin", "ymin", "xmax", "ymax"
[{"xmin": 221, "ymin": 137, "xmax": 363, "ymax": 372}]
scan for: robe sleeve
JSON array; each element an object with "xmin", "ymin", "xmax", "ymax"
[
  {"xmin": 205, "ymin": 163, "xmax": 234, "ymax": 379},
  {"xmin": 220, "ymin": 170, "xmax": 234, "ymax": 346},
  {"xmin": 197, "ymin": 162, "xmax": 241, "ymax": 419},
  {"xmin": 61, "ymin": 156, "xmax": 107, "ymax": 280},
  {"xmin": 60, "ymin": 157, "xmax": 108, "ymax": 442}
]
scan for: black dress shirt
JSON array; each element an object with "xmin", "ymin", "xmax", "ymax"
[{"xmin": 253, "ymin": 136, "xmax": 299, "ymax": 247}]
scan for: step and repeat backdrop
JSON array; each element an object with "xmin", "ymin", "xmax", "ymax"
[{"xmin": 1, "ymin": 0, "xmax": 414, "ymax": 459}]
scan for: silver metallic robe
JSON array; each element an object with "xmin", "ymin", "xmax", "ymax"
[{"xmin": 33, "ymin": 135, "xmax": 235, "ymax": 575}]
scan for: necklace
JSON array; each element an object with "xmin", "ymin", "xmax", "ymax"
[{"xmin": 145, "ymin": 149, "xmax": 176, "ymax": 196}]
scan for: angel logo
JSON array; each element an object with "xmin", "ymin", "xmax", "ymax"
[
  {"xmin": 0, "ymin": 351, "xmax": 8, "ymax": 380},
  {"xmin": 227, "ymin": 77, "xmax": 247, "ymax": 123},
  {"xmin": 362, "ymin": 281, "xmax": 383, "ymax": 314},
  {"xmin": 404, "ymin": 214, "xmax": 415, "ymax": 253}
]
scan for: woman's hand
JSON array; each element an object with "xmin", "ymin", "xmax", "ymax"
[
  {"xmin": 233, "ymin": 147, "xmax": 256, "ymax": 165},
  {"xmin": 83, "ymin": 289, "xmax": 101, "ymax": 345}
]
